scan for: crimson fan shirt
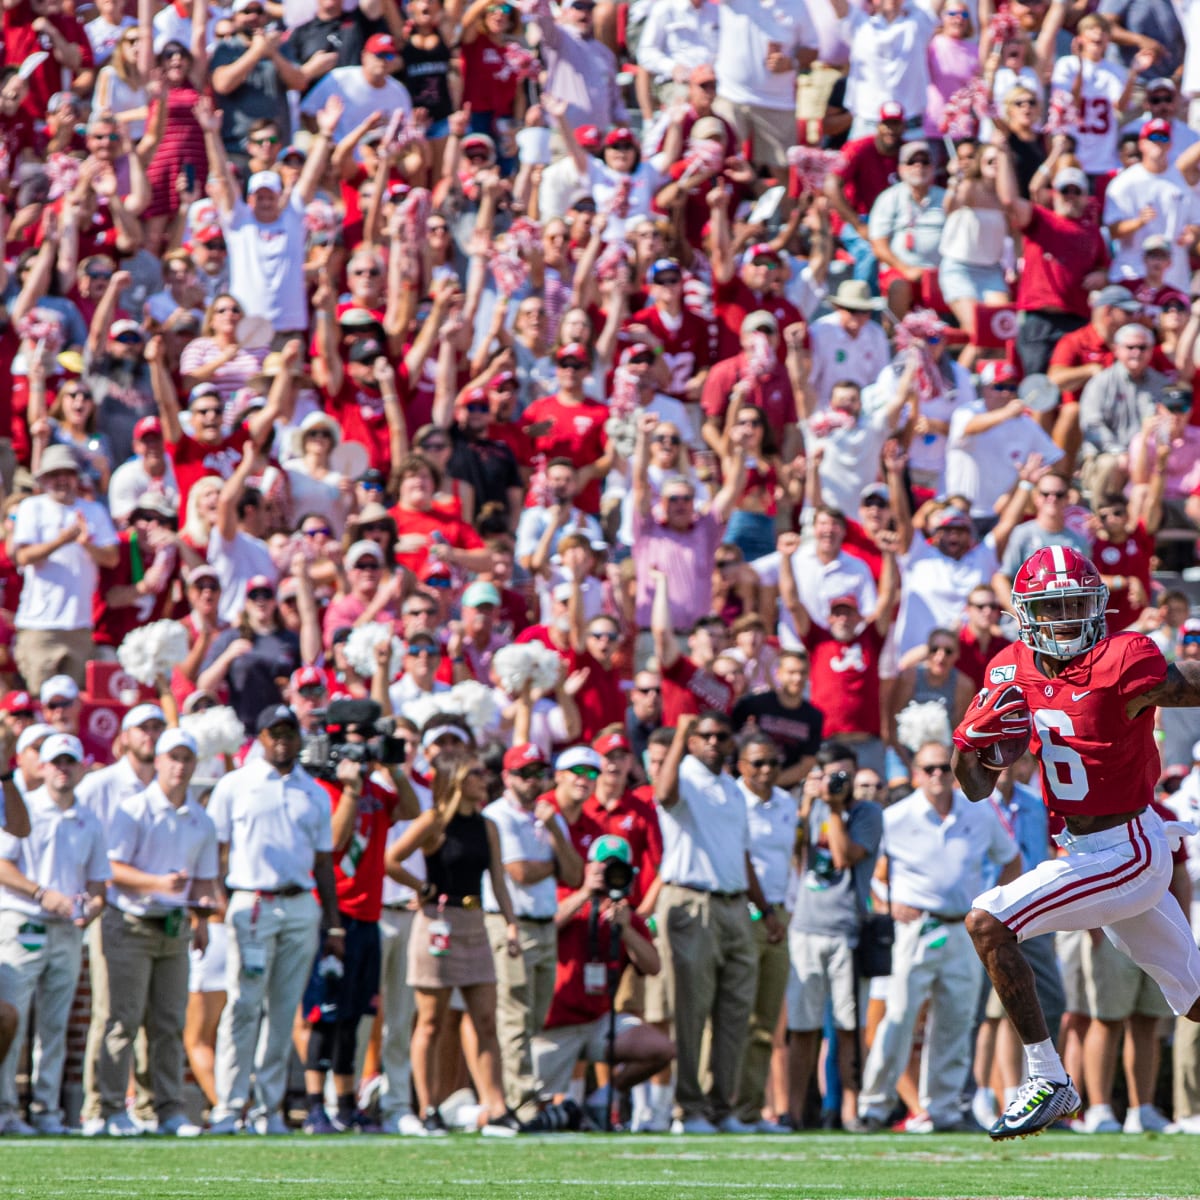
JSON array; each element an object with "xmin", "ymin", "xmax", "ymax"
[
  {"xmin": 169, "ymin": 425, "xmax": 253, "ymax": 516},
  {"xmin": 802, "ymin": 622, "xmax": 885, "ymax": 738},
  {"xmin": 582, "ymin": 790, "xmax": 663, "ymax": 910},
  {"xmin": 521, "ymin": 395, "xmax": 610, "ymax": 515},
  {"xmin": 1016, "ymin": 206, "xmax": 1110, "ymax": 319},
  {"xmin": 316, "ymin": 775, "xmax": 396, "ymax": 922},
  {"xmin": 661, "ymin": 655, "xmax": 734, "ymax": 726},
  {"xmin": 712, "ymin": 279, "xmax": 802, "ymax": 362},
  {"xmin": 1091, "ymin": 523, "xmax": 1155, "ymax": 632},
  {"xmin": 564, "ymin": 648, "xmax": 626, "ymax": 743},
  {"xmin": 93, "ymin": 531, "xmax": 178, "ymax": 649},
  {"xmin": 540, "ymin": 789, "xmax": 605, "ymax": 866},
  {"xmin": 623, "ymin": 305, "xmax": 713, "ymax": 399},
  {"xmin": 984, "ymin": 633, "xmax": 1165, "ymax": 818}
]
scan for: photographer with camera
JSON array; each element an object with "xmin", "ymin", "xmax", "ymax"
[
  {"xmin": 483, "ymin": 743, "xmax": 583, "ymax": 1121},
  {"xmin": 785, "ymin": 742, "xmax": 882, "ymax": 1132},
  {"xmin": 530, "ymin": 836, "xmax": 674, "ymax": 1130},
  {"xmin": 298, "ymin": 640, "xmax": 421, "ymax": 1134}
]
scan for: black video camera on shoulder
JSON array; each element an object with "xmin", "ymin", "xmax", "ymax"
[{"xmin": 299, "ymin": 698, "xmax": 407, "ymax": 777}]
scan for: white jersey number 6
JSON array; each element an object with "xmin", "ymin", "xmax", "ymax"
[{"xmin": 1034, "ymin": 709, "xmax": 1089, "ymax": 804}]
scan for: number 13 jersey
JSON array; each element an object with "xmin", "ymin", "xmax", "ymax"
[{"xmin": 984, "ymin": 632, "xmax": 1166, "ymax": 818}]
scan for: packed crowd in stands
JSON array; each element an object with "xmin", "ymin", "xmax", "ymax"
[{"xmin": 5, "ymin": 0, "xmax": 1200, "ymax": 1143}]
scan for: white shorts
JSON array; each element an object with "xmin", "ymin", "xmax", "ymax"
[
  {"xmin": 531, "ymin": 1012, "xmax": 643, "ymax": 1097},
  {"xmin": 785, "ymin": 929, "xmax": 857, "ymax": 1032},
  {"xmin": 975, "ymin": 807, "xmax": 1200, "ymax": 1016},
  {"xmin": 189, "ymin": 920, "xmax": 229, "ymax": 994}
]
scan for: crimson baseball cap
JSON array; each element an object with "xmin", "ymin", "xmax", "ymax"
[
  {"xmin": 828, "ymin": 594, "xmax": 861, "ymax": 612},
  {"xmin": 593, "ymin": 730, "xmax": 631, "ymax": 756},
  {"xmin": 364, "ymin": 32, "xmax": 398, "ymax": 55},
  {"xmin": 556, "ymin": 342, "xmax": 589, "ymax": 362},
  {"xmin": 879, "ymin": 101, "xmax": 905, "ymax": 124},
  {"xmin": 246, "ymin": 574, "xmax": 274, "ymax": 593},
  {"xmin": 1141, "ymin": 117, "xmax": 1172, "ymax": 139},
  {"xmin": 979, "ymin": 361, "xmax": 1018, "ymax": 386},
  {"xmin": 575, "ymin": 125, "xmax": 602, "ymax": 151},
  {"xmin": 133, "ymin": 415, "xmax": 162, "ymax": 440},
  {"xmin": 0, "ymin": 690, "xmax": 35, "ymax": 714},
  {"xmin": 290, "ymin": 666, "xmax": 325, "ymax": 692},
  {"xmin": 604, "ymin": 126, "xmax": 636, "ymax": 147},
  {"xmin": 502, "ymin": 742, "xmax": 548, "ymax": 772}
]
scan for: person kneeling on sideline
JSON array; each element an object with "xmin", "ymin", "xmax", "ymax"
[{"xmin": 529, "ymin": 836, "xmax": 674, "ymax": 1130}]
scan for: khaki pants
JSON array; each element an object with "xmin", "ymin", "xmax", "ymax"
[
  {"xmin": 487, "ymin": 912, "xmax": 558, "ymax": 1115},
  {"xmin": 735, "ymin": 914, "xmax": 791, "ymax": 1123},
  {"xmin": 0, "ymin": 911, "xmax": 84, "ymax": 1120},
  {"xmin": 15, "ymin": 626, "xmax": 94, "ymax": 693},
  {"xmin": 213, "ymin": 890, "xmax": 321, "ymax": 1123},
  {"xmin": 658, "ymin": 884, "xmax": 758, "ymax": 1123},
  {"xmin": 1176, "ymin": 1011, "xmax": 1200, "ymax": 1118},
  {"xmin": 711, "ymin": 98, "xmax": 797, "ymax": 171},
  {"xmin": 378, "ymin": 907, "xmax": 417, "ymax": 1119},
  {"xmin": 94, "ymin": 907, "xmax": 191, "ymax": 1121}
]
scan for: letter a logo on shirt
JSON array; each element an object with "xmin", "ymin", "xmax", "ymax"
[{"xmin": 830, "ymin": 643, "xmax": 865, "ymax": 673}]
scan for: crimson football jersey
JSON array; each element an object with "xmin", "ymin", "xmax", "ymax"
[
  {"xmin": 623, "ymin": 305, "xmax": 713, "ymax": 400},
  {"xmin": 984, "ymin": 632, "xmax": 1166, "ymax": 818}
]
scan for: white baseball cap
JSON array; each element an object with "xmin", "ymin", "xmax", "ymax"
[
  {"xmin": 247, "ymin": 171, "xmax": 282, "ymax": 195},
  {"xmin": 156, "ymin": 728, "xmax": 198, "ymax": 756},
  {"xmin": 40, "ymin": 675, "xmax": 79, "ymax": 704},
  {"xmin": 16, "ymin": 722, "xmax": 55, "ymax": 756},
  {"xmin": 122, "ymin": 704, "xmax": 165, "ymax": 732},
  {"xmin": 555, "ymin": 746, "xmax": 602, "ymax": 772},
  {"xmin": 39, "ymin": 733, "xmax": 84, "ymax": 764}
]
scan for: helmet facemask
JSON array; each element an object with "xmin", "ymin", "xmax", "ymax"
[{"xmin": 1014, "ymin": 585, "xmax": 1109, "ymax": 659}]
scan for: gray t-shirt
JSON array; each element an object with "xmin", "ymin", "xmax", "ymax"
[
  {"xmin": 1000, "ymin": 523, "xmax": 1089, "ymax": 581},
  {"xmin": 210, "ymin": 36, "xmax": 292, "ymax": 152},
  {"xmin": 790, "ymin": 797, "xmax": 882, "ymax": 940}
]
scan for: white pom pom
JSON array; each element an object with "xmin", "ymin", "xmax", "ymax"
[
  {"xmin": 494, "ymin": 644, "xmax": 535, "ymax": 695},
  {"xmin": 344, "ymin": 622, "xmax": 403, "ymax": 680},
  {"xmin": 527, "ymin": 642, "xmax": 563, "ymax": 692},
  {"xmin": 117, "ymin": 620, "xmax": 190, "ymax": 685},
  {"xmin": 447, "ymin": 680, "xmax": 501, "ymax": 737},
  {"xmin": 181, "ymin": 704, "xmax": 247, "ymax": 760},
  {"xmin": 895, "ymin": 700, "xmax": 953, "ymax": 754}
]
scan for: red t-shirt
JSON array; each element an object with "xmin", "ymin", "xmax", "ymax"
[
  {"xmin": 515, "ymin": 623, "xmax": 572, "ymax": 661},
  {"xmin": 1090, "ymin": 522, "xmax": 1154, "ymax": 632},
  {"xmin": 487, "ymin": 418, "xmax": 535, "ymax": 468},
  {"xmin": 544, "ymin": 900, "xmax": 651, "ymax": 1028},
  {"xmin": 319, "ymin": 775, "xmax": 397, "ymax": 923},
  {"xmin": 583, "ymin": 789, "xmax": 664, "ymax": 910},
  {"xmin": 802, "ymin": 622, "xmax": 885, "ymax": 737},
  {"xmin": 327, "ymin": 377, "xmax": 395, "ymax": 477},
  {"xmin": 93, "ymin": 531, "xmax": 179, "ymax": 649},
  {"xmin": 564, "ymin": 648, "xmax": 625, "ymax": 743},
  {"xmin": 842, "ymin": 519, "xmax": 885, "ymax": 582},
  {"xmin": 829, "ymin": 137, "xmax": 899, "ymax": 231},
  {"xmin": 701, "ymin": 352, "xmax": 798, "ymax": 439},
  {"xmin": 168, "ymin": 426, "xmax": 253, "ymax": 517},
  {"xmin": 520, "ymin": 394, "xmax": 609, "ymax": 514},
  {"xmin": 986, "ymin": 633, "xmax": 1165, "ymax": 818},
  {"xmin": 460, "ymin": 34, "xmax": 520, "ymax": 115},
  {"xmin": 712, "ymin": 279, "xmax": 803, "ymax": 362},
  {"xmin": 1016, "ymin": 205, "xmax": 1110, "ymax": 318},
  {"xmin": 5, "ymin": 3, "xmax": 94, "ymax": 118},
  {"xmin": 623, "ymin": 304, "xmax": 713, "ymax": 401},
  {"xmin": 661, "ymin": 655, "xmax": 734, "ymax": 727},
  {"xmin": 387, "ymin": 503, "xmax": 483, "ymax": 575},
  {"xmin": 541, "ymin": 790, "xmax": 605, "ymax": 863},
  {"xmin": 1048, "ymin": 324, "xmax": 1112, "ymax": 406},
  {"xmin": 956, "ymin": 626, "xmax": 1013, "ymax": 691}
]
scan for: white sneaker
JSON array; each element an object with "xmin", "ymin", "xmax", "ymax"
[
  {"xmin": 1123, "ymin": 1105, "xmax": 1178, "ymax": 1134},
  {"xmin": 971, "ymin": 1087, "xmax": 997, "ymax": 1129},
  {"xmin": 1175, "ymin": 1113, "xmax": 1200, "ymax": 1134},
  {"xmin": 716, "ymin": 1114, "xmax": 757, "ymax": 1134},
  {"xmin": 0, "ymin": 1113, "xmax": 36, "ymax": 1136},
  {"xmin": 157, "ymin": 1114, "xmax": 203, "ymax": 1138},
  {"xmin": 207, "ymin": 1114, "xmax": 242, "ymax": 1135},
  {"xmin": 631, "ymin": 1109, "xmax": 671, "ymax": 1133},
  {"xmin": 81, "ymin": 1117, "xmax": 105, "ymax": 1138},
  {"xmin": 380, "ymin": 1111, "xmax": 425, "ymax": 1136},
  {"xmin": 671, "ymin": 1116, "xmax": 717, "ymax": 1134},
  {"xmin": 102, "ymin": 1113, "xmax": 142, "ymax": 1137},
  {"xmin": 251, "ymin": 1112, "xmax": 290, "ymax": 1136},
  {"xmin": 1081, "ymin": 1104, "xmax": 1122, "ymax": 1134},
  {"xmin": 31, "ymin": 1112, "xmax": 68, "ymax": 1136}
]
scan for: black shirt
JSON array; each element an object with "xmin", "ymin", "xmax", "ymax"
[
  {"xmin": 283, "ymin": 11, "xmax": 387, "ymax": 86},
  {"xmin": 447, "ymin": 425, "xmax": 523, "ymax": 515},
  {"xmin": 731, "ymin": 691, "xmax": 824, "ymax": 771},
  {"xmin": 401, "ymin": 37, "xmax": 453, "ymax": 121},
  {"xmin": 425, "ymin": 811, "xmax": 490, "ymax": 900}
]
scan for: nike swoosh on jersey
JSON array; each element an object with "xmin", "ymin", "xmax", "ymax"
[{"xmin": 1071, "ymin": 690, "xmax": 1091, "ymax": 701}]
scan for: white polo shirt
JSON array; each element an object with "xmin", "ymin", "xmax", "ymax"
[
  {"xmin": 841, "ymin": 4, "xmax": 937, "ymax": 125},
  {"xmin": 13, "ymin": 493, "xmax": 118, "ymax": 632},
  {"xmin": 740, "ymin": 780, "xmax": 798, "ymax": 907},
  {"xmin": 207, "ymin": 757, "xmax": 333, "ymax": 891},
  {"xmin": 0, "ymin": 787, "xmax": 111, "ymax": 920},
  {"xmin": 894, "ymin": 534, "xmax": 998, "ymax": 657},
  {"xmin": 75, "ymin": 756, "xmax": 149, "ymax": 838},
  {"xmin": 752, "ymin": 546, "xmax": 878, "ymax": 650},
  {"xmin": 882, "ymin": 787, "xmax": 1017, "ymax": 916},
  {"xmin": 482, "ymin": 794, "xmax": 568, "ymax": 920},
  {"xmin": 659, "ymin": 756, "xmax": 750, "ymax": 894},
  {"xmin": 808, "ymin": 315, "xmax": 893, "ymax": 409},
  {"xmin": 108, "ymin": 783, "xmax": 219, "ymax": 918}
]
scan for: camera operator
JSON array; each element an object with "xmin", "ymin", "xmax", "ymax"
[
  {"xmin": 299, "ymin": 639, "xmax": 421, "ymax": 1134},
  {"xmin": 484, "ymin": 743, "xmax": 583, "ymax": 1121},
  {"xmin": 530, "ymin": 837, "xmax": 674, "ymax": 1129},
  {"xmin": 785, "ymin": 742, "xmax": 882, "ymax": 1131}
]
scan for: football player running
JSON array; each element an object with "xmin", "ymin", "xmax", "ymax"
[{"xmin": 952, "ymin": 545, "xmax": 1200, "ymax": 1140}]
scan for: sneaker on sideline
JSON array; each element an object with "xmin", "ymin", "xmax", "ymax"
[
  {"xmin": 989, "ymin": 1077, "xmax": 1082, "ymax": 1141},
  {"xmin": 1123, "ymin": 1104, "xmax": 1178, "ymax": 1134},
  {"xmin": 1080, "ymin": 1104, "xmax": 1122, "ymax": 1134},
  {"xmin": 157, "ymin": 1114, "xmax": 203, "ymax": 1138},
  {"xmin": 671, "ymin": 1116, "xmax": 717, "ymax": 1134},
  {"xmin": 302, "ymin": 1107, "xmax": 337, "ymax": 1135}
]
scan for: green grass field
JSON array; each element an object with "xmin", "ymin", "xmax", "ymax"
[{"xmin": 4, "ymin": 1132, "xmax": 1200, "ymax": 1200}]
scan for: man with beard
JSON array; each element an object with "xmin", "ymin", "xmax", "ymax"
[
  {"xmin": 446, "ymin": 386, "xmax": 524, "ymax": 524},
  {"xmin": 108, "ymin": 417, "xmax": 180, "ymax": 527}
]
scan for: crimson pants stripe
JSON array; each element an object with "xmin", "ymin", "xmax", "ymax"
[{"xmin": 1008, "ymin": 817, "xmax": 1151, "ymax": 935}]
